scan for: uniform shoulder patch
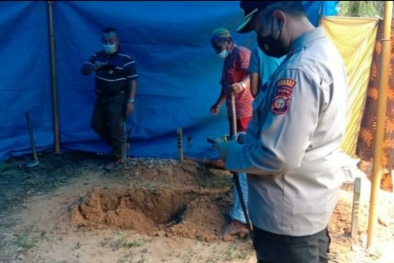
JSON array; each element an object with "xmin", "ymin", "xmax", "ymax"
[{"xmin": 271, "ymin": 78, "xmax": 297, "ymax": 115}]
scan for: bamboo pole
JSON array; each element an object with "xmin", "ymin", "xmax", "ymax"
[
  {"xmin": 47, "ymin": 1, "xmax": 61, "ymax": 153},
  {"xmin": 367, "ymin": 0, "xmax": 393, "ymax": 249}
]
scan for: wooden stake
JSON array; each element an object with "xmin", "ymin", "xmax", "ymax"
[
  {"xmin": 177, "ymin": 127, "xmax": 184, "ymax": 162},
  {"xmin": 351, "ymin": 177, "xmax": 361, "ymax": 240}
]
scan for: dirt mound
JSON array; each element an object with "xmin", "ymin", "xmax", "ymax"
[
  {"xmin": 122, "ymin": 158, "xmax": 204, "ymax": 187},
  {"xmin": 71, "ymin": 187, "xmax": 232, "ymax": 242}
]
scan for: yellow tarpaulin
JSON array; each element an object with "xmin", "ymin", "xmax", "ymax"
[{"xmin": 321, "ymin": 17, "xmax": 379, "ymax": 157}]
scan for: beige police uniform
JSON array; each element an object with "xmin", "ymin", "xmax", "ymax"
[{"xmin": 224, "ymin": 27, "xmax": 348, "ymax": 237}]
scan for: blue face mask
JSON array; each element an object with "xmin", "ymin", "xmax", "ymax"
[
  {"xmin": 103, "ymin": 44, "xmax": 117, "ymax": 54},
  {"xmin": 218, "ymin": 49, "xmax": 229, "ymax": 59}
]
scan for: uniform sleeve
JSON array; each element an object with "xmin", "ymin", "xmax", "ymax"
[
  {"xmin": 224, "ymin": 69, "xmax": 323, "ymax": 175},
  {"xmin": 84, "ymin": 53, "xmax": 97, "ymax": 66},
  {"xmin": 124, "ymin": 58, "xmax": 138, "ymax": 80},
  {"xmin": 248, "ymin": 46, "xmax": 260, "ymax": 74}
]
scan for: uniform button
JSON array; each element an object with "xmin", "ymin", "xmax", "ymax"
[{"xmin": 324, "ymin": 76, "xmax": 331, "ymax": 83}]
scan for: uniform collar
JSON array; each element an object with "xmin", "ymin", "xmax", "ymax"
[{"xmin": 288, "ymin": 27, "xmax": 325, "ymax": 56}]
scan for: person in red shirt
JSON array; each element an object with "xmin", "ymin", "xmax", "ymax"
[
  {"xmin": 209, "ymin": 28, "xmax": 254, "ymax": 235},
  {"xmin": 210, "ymin": 28, "xmax": 253, "ymax": 135}
]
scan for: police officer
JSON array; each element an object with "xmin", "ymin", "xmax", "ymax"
[
  {"xmin": 81, "ymin": 27, "xmax": 138, "ymax": 169},
  {"xmin": 215, "ymin": 2, "xmax": 348, "ymax": 262}
]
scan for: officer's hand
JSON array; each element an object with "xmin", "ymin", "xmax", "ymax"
[
  {"xmin": 210, "ymin": 104, "xmax": 220, "ymax": 115},
  {"xmin": 93, "ymin": 61, "xmax": 104, "ymax": 71},
  {"xmin": 126, "ymin": 102, "xmax": 134, "ymax": 115},
  {"xmin": 212, "ymin": 140, "xmax": 238, "ymax": 161},
  {"xmin": 231, "ymin": 83, "xmax": 244, "ymax": 95}
]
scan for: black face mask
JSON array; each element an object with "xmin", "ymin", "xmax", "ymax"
[{"xmin": 257, "ymin": 18, "xmax": 287, "ymax": 58}]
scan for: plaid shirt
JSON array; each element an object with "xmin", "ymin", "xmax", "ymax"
[{"xmin": 220, "ymin": 45, "xmax": 253, "ymax": 119}]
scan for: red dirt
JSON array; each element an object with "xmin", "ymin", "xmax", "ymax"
[{"xmin": 71, "ymin": 187, "xmax": 232, "ymax": 242}]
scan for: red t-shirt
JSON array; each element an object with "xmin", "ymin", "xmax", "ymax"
[{"xmin": 220, "ymin": 45, "xmax": 253, "ymax": 119}]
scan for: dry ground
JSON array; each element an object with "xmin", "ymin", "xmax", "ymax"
[{"xmin": 0, "ymin": 152, "xmax": 393, "ymax": 263}]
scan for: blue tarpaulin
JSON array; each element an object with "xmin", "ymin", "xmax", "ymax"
[{"xmin": 0, "ymin": 1, "xmax": 339, "ymax": 161}]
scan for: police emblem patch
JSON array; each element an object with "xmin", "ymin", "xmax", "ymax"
[{"xmin": 271, "ymin": 78, "xmax": 297, "ymax": 114}]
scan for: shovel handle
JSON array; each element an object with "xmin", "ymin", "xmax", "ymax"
[{"xmin": 230, "ymin": 94, "xmax": 237, "ymax": 136}]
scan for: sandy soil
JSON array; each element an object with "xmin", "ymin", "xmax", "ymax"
[{"xmin": 0, "ymin": 152, "xmax": 393, "ymax": 263}]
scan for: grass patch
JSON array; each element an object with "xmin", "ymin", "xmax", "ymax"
[
  {"xmin": 12, "ymin": 233, "xmax": 38, "ymax": 249},
  {"xmin": 224, "ymin": 244, "xmax": 252, "ymax": 261},
  {"xmin": 200, "ymin": 174, "xmax": 232, "ymax": 189},
  {"xmin": 100, "ymin": 230, "xmax": 149, "ymax": 252}
]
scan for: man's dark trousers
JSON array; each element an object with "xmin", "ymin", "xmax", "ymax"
[
  {"xmin": 254, "ymin": 226, "xmax": 331, "ymax": 263},
  {"xmin": 90, "ymin": 92, "xmax": 126, "ymax": 160}
]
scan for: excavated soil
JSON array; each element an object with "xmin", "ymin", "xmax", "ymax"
[
  {"xmin": 121, "ymin": 158, "xmax": 205, "ymax": 187},
  {"xmin": 1, "ymin": 152, "xmax": 394, "ymax": 263},
  {"xmin": 71, "ymin": 187, "xmax": 233, "ymax": 242}
]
